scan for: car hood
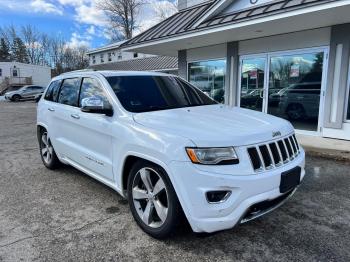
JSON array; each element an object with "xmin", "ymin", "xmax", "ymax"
[
  {"xmin": 5, "ymin": 91, "xmax": 16, "ymax": 96},
  {"xmin": 133, "ymin": 105, "xmax": 294, "ymax": 147}
]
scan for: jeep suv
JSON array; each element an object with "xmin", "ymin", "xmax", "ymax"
[{"xmin": 37, "ymin": 71, "xmax": 305, "ymax": 238}]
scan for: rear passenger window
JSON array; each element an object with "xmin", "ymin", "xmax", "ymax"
[
  {"xmin": 58, "ymin": 78, "xmax": 81, "ymax": 106},
  {"xmin": 44, "ymin": 81, "xmax": 61, "ymax": 101},
  {"xmin": 79, "ymin": 78, "xmax": 110, "ymax": 107}
]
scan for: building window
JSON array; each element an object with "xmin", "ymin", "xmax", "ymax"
[
  {"xmin": 0, "ymin": 68, "xmax": 2, "ymax": 77},
  {"xmin": 133, "ymin": 53, "xmax": 138, "ymax": 58},
  {"xmin": 188, "ymin": 59, "xmax": 226, "ymax": 103},
  {"xmin": 12, "ymin": 69, "xmax": 18, "ymax": 77},
  {"xmin": 92, "ymin": 55, "xmax": 96, "ymax": 64},
  {"xmin": 108, "ymin": 52, "xmax": 112, "ymax": 62},
  {"xmin": 118, "ymin": 52, "xmax": 122, "ymax": 60},
  {"xmin": 100, "ymin": 54, "xmax": 104, "ymax": 63}
]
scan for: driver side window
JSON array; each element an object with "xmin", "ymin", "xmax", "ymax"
[{"xmin": 79, "ymin": 78, "xmax": 110, "ymax": 107}]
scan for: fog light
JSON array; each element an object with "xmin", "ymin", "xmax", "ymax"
[{"xmin": 206, "ymin": 190, "xmax": 231, "ymax": 203}]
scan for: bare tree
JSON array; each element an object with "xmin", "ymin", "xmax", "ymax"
[
  {"xmin": 0, "ymin": 24, "xmax": 89, "ymax": 75},
  {"xmin": 98, "ymin": 0, "xmax": 145, "ymax": 40},
  {"xmin": 151, "ymin": 0, "xmax": 177, "ymax": 21}
]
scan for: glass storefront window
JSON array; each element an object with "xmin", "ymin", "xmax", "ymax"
[
  {"xmin": 239, "ymin": 50, "xmax": 326, "ymax": 132},
  {"xmin": 188, "ymin": 60, "xmax": 226, "ymax": 103},
  {"xmin": 268, "ymin": 52, "xmax": 324, "ymax": 131}
]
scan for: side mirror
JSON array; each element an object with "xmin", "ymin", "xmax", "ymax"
[{"xmin": 81, "ymin": 96, "xmax": 113, "ymax": 117}]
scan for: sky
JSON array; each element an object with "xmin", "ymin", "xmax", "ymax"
[{"xmin": 0, "ymin": 0, "xmax": 177, "ymax": 50}]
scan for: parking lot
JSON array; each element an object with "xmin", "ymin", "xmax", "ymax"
[{"xmin": 0, "ymin": 101, "xmax": 349, "ymax": 262}]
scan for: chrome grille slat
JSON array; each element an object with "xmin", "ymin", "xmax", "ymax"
[
  {"xmin": 247, "ymin": 134, "xmax": 300, "ymax": 172},
  {"xmin": 282, "ymin": 139, "xmax": 292, "ymax": 161},
  {"xmin": 266, "ymin": 144, "xmax": 276, "ymax": 167},
  {"xmin": 288, "ymin": 137, "xmax": 297, "ymax": 156},
  {"xmin": 256, "ymin": 146, "xmax": 266, "ymax": 170},
  {"xmin": 291, "ymin": 135, "xmax": 299, "ymax": 153}
]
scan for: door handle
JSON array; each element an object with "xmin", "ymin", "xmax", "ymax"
[
  {"xmin": 70, "ymin": 114, "xmax": 80, "ymax": 119},
  {"xmin": 48, "ymin": 108, "xmax": 55, "ymax": 112},
  {"xmin": 259, "ymin": 90, "xmax": 264, "ymax": 99}
]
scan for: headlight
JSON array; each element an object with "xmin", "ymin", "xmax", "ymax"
[{"xmin": 186, "ymin": 147, "xmax": 239, "ymax": 165}]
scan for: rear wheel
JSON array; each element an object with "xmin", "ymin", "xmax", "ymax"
[
  {"xmin": 127, "ymin": 160, "xmax": 182, "ymax": 238},
  {"xmin": 286, "ymin": 104, "xmax": 306, "ymax": 120},
  {"xmin": 39, "ymin": 130, "xmax": 61, "ymax": 169}
]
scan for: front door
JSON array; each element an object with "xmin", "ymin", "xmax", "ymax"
[
  {"xmin": 72, "ymin": 77, "xmax": 114, "ymax": 181},
  {"xmin": 239, "ymin": 57, "xmax": 267, "ymax": 112},
  {"xmin": 239, "ymin": 48, "xmax": 328, "ymax": 133}
]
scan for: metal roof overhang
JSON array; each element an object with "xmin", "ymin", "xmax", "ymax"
[{"xmin": 123, "ymin": 0, "xmax": 350, "ymax": 56}]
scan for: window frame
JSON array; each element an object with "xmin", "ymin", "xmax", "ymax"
[
  {"xmin": 44, "ymin": 80, "xmax": 62, "ymax": 102},
  {"xmin": 56, "ymin": 77, "xmax": 82, "ymax": 107},
  {"xmin": 0, "ymin": 68, "xmax": 2, "ymax": 77},
  {"xmin": 345, "ymin": 60, "xmax": 350, "ymax": 122}
]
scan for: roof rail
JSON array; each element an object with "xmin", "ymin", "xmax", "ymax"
[{"xmin": 60, "ymin": 69, "xmax": 97, "ymax": 75}]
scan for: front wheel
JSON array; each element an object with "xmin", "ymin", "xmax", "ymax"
[
  {"xmin": 127, "ymin": 160, "xmax": 182, "ymax": 238},
  {"xmin": 12, "ymin": 95, "xmax": 21, "ymax": 102}
]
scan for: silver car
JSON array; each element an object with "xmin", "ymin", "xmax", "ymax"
[{"xmin": 4, "ymin": 85, "xmax": 45, "ymax": 102}]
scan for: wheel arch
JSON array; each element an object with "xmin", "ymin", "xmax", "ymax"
[
  {"xmin": 36, "ymin": 124, "xmax": 47, "ymax": 143},
  {"xmin": 120, "ymin": 153, "xmax": 172, "ymax": 197}
]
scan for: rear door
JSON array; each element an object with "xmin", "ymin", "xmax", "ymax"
[
  {"xmin": 21, "ymin": 86, "xmax": 35, "ymax": 98},
  {"xmin": 40, "ymin": 80, "xmax": 62, "ymax": 147},
  {"xmin": 51, "ymin": 78, "xmax": 82, "ymax": 162}
]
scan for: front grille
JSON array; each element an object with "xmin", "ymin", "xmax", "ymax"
[{"xmin": 247, "ymin": 134, "xmax": 300, "ymax": 172}]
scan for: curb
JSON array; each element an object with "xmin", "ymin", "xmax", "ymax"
[{"xmin": 304, "ymin": 147, "xmax": 350, "ymax": 163}]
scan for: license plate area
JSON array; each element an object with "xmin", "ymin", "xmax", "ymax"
[{"xmin": 280, "ymin": 166, "xmax": 301, "ymax": 193}]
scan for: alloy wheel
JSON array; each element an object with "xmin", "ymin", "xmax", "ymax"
[
  {"xmin": 132, "ymin": 167, "xmax": 169, "ymax": 228},
  {"xmin": 41, "ymin": 132, "xmax": 53, "ymax": 165}
]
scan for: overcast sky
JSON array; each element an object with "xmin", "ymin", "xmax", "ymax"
[{"xmin": 0, "ymin": 0, "xmax": 176, "ymax": 50}]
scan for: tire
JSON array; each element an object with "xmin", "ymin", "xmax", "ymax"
[
  {"xmin": 127, "ymin": 160, "xmax": 182, "ymax": 238},
  {"xmin": 286, "ymin": 104, "xmax": 306, "ymax": 120},
  {"xmin": 39, "ymin": 129, "xmax": 61, "ymax": 169},
  {"xmin": 12, "ymin": 95, "xmax": 21, "ymax": 102}
]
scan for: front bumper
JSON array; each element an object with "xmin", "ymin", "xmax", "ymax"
[{"xmin": 168, "ymin": 149, "xmax": 305, "ymax": 233}]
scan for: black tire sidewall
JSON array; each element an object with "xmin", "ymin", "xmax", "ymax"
[
  {"xmin": 39, "ymin": 130, "xmax": 60, "ymax": 170},
  {"xmin": 12, "ymin": 95, "xmax": 21, "ymax": 102},
  {"xmin": 127, "ymin": 160, "xmax": 181, "ymax": 239}
]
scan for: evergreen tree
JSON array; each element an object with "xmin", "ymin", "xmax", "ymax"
[
  {"xmin": 0, "ymin": 38, "xmax": 10, "ymax": 61},
  {"xmin": 12, "ymin": 37, "xmax": 28, "ymax": 63}
]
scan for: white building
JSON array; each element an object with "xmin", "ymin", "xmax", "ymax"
[
  {"xmin": 86, "ymin": 40, "xmax": 154, "ymax": 66},
  {"xmin": 122, "ymin": 0, "xmax": 350, "ymax": 141},
  {"xmin": 0, "ymin": 62, "xmax": 51, "ymax": 93}
]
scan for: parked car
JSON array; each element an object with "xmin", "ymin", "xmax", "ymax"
[
  {"xmin": 37, "ymin": 71, "xmax": 305, "ymax": 238},
  {"xmin": 4, "ymin": 85, "xmax": 45, "ymax": 102},
  {"xmin": 278, "ymin": 82, "xmax": 321, "ymax": 120},
  {"xmin": 240, "ymin": 89, "xmax": 262, "ymax": 110}
]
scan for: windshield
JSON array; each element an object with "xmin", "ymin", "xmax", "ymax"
[{"xmin": 106, "ymin": 75, "xmax": 217, "ymax": 113}]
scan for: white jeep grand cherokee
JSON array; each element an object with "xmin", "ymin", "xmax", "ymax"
[{"xmin": 37, "ymin": 70, "xmax": 305, "ymax": 238}]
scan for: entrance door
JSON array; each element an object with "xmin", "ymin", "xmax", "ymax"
[
  {"xmin": 239, "ymin": 57, "xmax": 267, "ymax": 112},
  {"xmin": 239, "ymin": 48, "xmax": 328, "ymax": 133}
]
